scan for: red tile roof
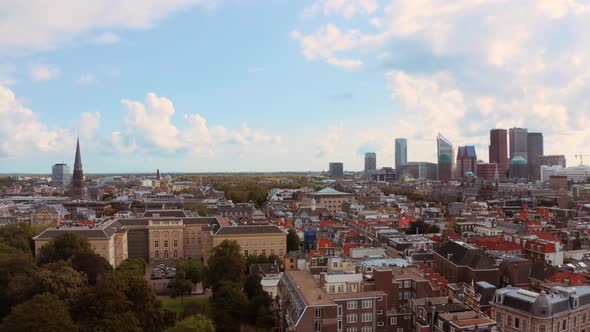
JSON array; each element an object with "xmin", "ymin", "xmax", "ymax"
[{"xmin": 548, "ymin": 272, "xmax": 587, "ymax": 286}]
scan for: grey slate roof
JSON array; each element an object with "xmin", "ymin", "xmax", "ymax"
[{"xmin": 214, "ymin": 225, "xmax": 285, "ymax": 235}]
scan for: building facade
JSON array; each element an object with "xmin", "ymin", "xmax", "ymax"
[
  {"xmin": 509, "ymin": 156, "xmax": 528, "ymax": 179},
  {"xmin": 456, "ymin": 146, "xmax": 477, "ymax": 179},
  {"xmin": 307, "ymin": 188, "xmax": 354, "ymax": 214},
  {"xmin": 476, "ymin": 163, "xmax": 498, "ymax": 180},
  {"xmin": 527, "ymin": 132, "xmax": 544, "ymax": 180},
  {"xmin": 437, "ymin": 133, "xmax": 454, "ymax": 182},
  {"xmin": 329, "ymin": 162, "xmax": 344, "ymax": 177},
  {"xmin": 51, "ymin": 163, "xmax": 71, "ymax": 189},
  {"xmin": 539, "ymin": 155, "xmax": 566, "ymax": 168},
  {"xmin": 490, "ymin": 129, "xmax": 508, "ymax": 178},
  {"xmin": 365, "ymin": 153, "xmax": 377, "ymax": 173},
  {"xmin": 509, "ymin": 128, "xmax": 528, "ymax": 160},
  {"xmin": 395, "ymin": 138, "xmax": 408, "ymax": 170}
]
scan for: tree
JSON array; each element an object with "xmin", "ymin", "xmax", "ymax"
[
  {"xmin": 0, "ymin": 243, "xmax": 37, "ymax": 318},
  {"xmin": 172, "ymin": 270, "xmax": 193, "ymax": 304},
  {"xmin": 244, "ymin": 274, "xmax": 264, "ymax": 299},
  {"xmin": 37, "ymin": 232, "xmax": 92, "ymax": 265},
  {"xmin": 207, "ymin": 240, "xmax": 245, "ymax": 291},
  {"xmin": 256, "ymin": 305, "xmax": 275, "ymax": 331},
  {"xmin": 287, "ymin": 228, "xmax": 300, "ymax": 252},
  {"xmin": 256, "ymin": 254, "xmax": 269, "ymax": 264},
  {"xmin": 29, "ymin": 261, "xmax": 87, "ymax": 305},
  {"xmin": 211, "ymin": 281, "xmax": 248, "ymax": 332},
  {"xmin": 168, "ymin": 314, "xmax": 215, "ymax": 332},
  {"xmin": 121, "ymin": 272, "xmax": 165, "ymax": 332},
  {"xmin": 103, "ymin": 207, "xmax": 116, "ymax": 216},
  {"xmin": 70, "ymin": 252, "xmax": 112, "ymax": 285},
  {"xmin": 0, "ymin": 222, "xmax": 35, "ymax": 253},
  {"xmin": 445, "ymin": 217, "xmax": 458, "ymax": 233},
  {"xmin": 0, "ymin": 293, "xmax": 77, "ymax": 332},
  {"xmin": 176, "ymin": 258, "xmax": 203, "ymax": 285},
  {"xmin": 116, "ymin": 258, "xmax": 146, "ymax": 276},
  {"xmin": 268, "ymin": 253, "xmax": 282, "ymax": 267}
]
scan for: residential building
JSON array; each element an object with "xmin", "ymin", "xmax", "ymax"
[
  {"xmin": 491, "ymin": 286, "xmax": 590, "ymax": 332},
  {"xmin": 527, "ymin": 132, "xmax": 544, "ymax": 180},
  {"xmin": 365, "ymin": 152, "xmax": 377, "ymax": 173},
  {"xmin": 434, "ymin": 310, "xmax": 497, "ymax": 332},
  {"xmin": 307, "ymin": 188, "xmax": 353, "ymax": 214},
  {"xmin": 51, "ymin": 163, "xmax": 71, "ymax": 189},
  {"xmin": 490, "ymin": 129, "xmax": 508, "ymax": 177},
  {"xmin": 395, "ymin": 138, "xmax": 408, "ymax": 170},
  {"xmin": 212, "ymin": 225, "xmax": 287, "ymax": 258},
  {"xmin": 329, "ymin": 162, "xmax": 344, "ymax": 177},
  {"xmin": 437, "ymin": 133, "xmax": 454, "ymax": 181},
  {"xmin": 30, "ymin": 205, "xmax": 63, "ymax": 226},
  {"xmin": 433, "ymin": 240, "xmax": 499, "ymax": 286},
  {"xmin": 509, "ymin": 127, "xmax": 528, "ymax": 160}
]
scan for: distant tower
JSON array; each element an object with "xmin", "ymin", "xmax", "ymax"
[
  {"xmin": 437, "ymin": 133, "xmax": 453, "ymax": 181},
  {"xmin": 156, "ymin": 169, "xmax": 161, "ymax": 180},
  {"xmin": 395, "ymin": 138, "xmax": 408, "ymax": 170},
  {"xmin": 364, "ymin": 152, "xmax": 377, "ymax": 173},
  {"xmin": 489, "ymin": 129, "xmax": 508, "ymax": 177},
  {"xmin": 70, "ymin": 138, "xmax": 85, "ymax": 200}
]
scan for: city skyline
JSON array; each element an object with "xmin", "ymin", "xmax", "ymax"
[{"xmin": 1, "ymin": 1, "xmax": 590, "ymax": 173}]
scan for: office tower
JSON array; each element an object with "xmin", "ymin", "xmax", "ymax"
[
  {"xmin": 489, "ymin": 129, "xmax": 508, "ymax": 177},
  {"xmin": 539, "ymin": 155, "xmax": 566, "ymax": 168},
  {"xmin": 395, "ymin": 138, "xmax": 408, "ymax": 170},
  {"xmin": 328, "ymin": 162, "xmax": 344, "ymax": 177},
  {"xmin": 364, "ymin": 152, "xmax": 377, "ymax": 172},
  {"xmin": 456, "ymin": 146, "xmax": 477, "ymax": 179},
  {"xmin": 527, "ymin": 132, "xmax": 544, "ymax": 180},
  {"xmin": 509, "ymin": 127, "xmax": 528, "ymax": 159},
  {"xmin": 437, "ymin": 133, "xmax": 453, "ymax": 181},
  {"xmin": 51, "ymin": 163, "xmax": 71, "ymax": 189},
  {"xmin": 70, "ymin": 138, "xmax": 86, "ymax": 200}
]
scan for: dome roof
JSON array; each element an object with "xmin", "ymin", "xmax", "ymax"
[
  {"xmin": 510, "ymin": 156, "xmax": 528, "ymax": 165},
  {"xmin": 531, "ymin": 291, "xmax": 552, "ymax": 317},
  {"xmin": 438, "ymin": 152, "xmax": 452, "ymax": 163},
  {"xmin": 465, "ymin": 171, "xmax": 475, "ymax": 177}
]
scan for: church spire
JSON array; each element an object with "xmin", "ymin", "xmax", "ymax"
[
  {"xmin": 74, "ymin": 137, "xmax": 83, "ymax": 171},
  {"xmin": 71, "ymin": 137, "xmax": 85, "ymax": 200}
]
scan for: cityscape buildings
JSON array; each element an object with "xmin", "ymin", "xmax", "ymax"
[
  {"xmin": 509, "ymin": 127, "xmax": 528, "ymax": 160},
  {"xmin": 437, "ymin": 133, "xmax": 454, "ymax": 182},
  {"xmin": 329, "ymin": 162, "xmax": 344, "ymax": 177},
  {"xmin": 456, "ymin": 146, "xmax": 477, "ymax": 179},
  {"xmin": 51, "ymin": 163, "xmax": 71, "ymax": 189},
  {"xmin": 527, "ymin": 132, "xmax": 544, "ymax": 180},
  {"xmin": 489, "ymin": 129, "xmax": 508, "ymax": 178},
  {"xmin": 394, "ymin": 138, "xmax": 407, "ymax": 170},
  {"xmin": 364, "ymin": 152, "xmax": 377, "ymax": 173},
  {"xmin": 539, "ymin": 155, "xmax": 567, "ymax": 168}
]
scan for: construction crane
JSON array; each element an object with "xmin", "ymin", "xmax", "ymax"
[{"xmin": 575, "ymin": 153, "xmax": 590, "ymax": 166}]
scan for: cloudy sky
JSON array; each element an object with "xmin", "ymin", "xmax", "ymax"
[{"xmin": 1, "ymin": 0, "xmax": 590, "ymax": 173}]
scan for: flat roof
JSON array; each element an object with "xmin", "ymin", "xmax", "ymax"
[{"xmin": 286, "ymin": 271, "xmax": 334, "ymax": 306}]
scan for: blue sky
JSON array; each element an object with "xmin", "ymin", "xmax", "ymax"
[{"xmin": 1, "ymin": 0, "xmax": 590, "ymax": 173}]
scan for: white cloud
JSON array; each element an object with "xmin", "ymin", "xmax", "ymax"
[
  {"xmin": 0, "ymin": 84, "xmax": 93, "ymax": 158},
  {"xmin": 29, "ymin": 62, "xmax": 61, "ymax": 81},
  {"xmin": 118, "ymin": 92, "xmax": 282, "ymax": 154},
  {"xmin": 94, "ymin": 32, "xmax": 120, "ymax": 45},
  {"xmin": 294, "ymin": 0, "xmax": 590, "ymax": 164},
  {"xmin": 0, "ymin": 0, "xmax": 214, "ymax": 53},
  {"xmin": 76, "ymin": 73, "xmax": 97, "ymax": 85}
]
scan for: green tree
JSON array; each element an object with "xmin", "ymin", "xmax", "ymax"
[
  {"xmin": 445, "ymin": 217, "xmax": 458, "ymax": 232},
  {"xmin": 176, "ymin": 258, "xmax": 203, "ymax": 285},
  {"xmin": 116, "ymin": 258, "xmax": 146, "ymax": 276},
  {"xmin": 211, "ymin": 281, "xmax": 248, "ymax": 332},
  {"xmin": 121, "ymin": 272, "xmax": 165, "ymax": 332},
  {"xmin": 168, "ymin": 314, "xmax": 215, "ymax": 332},
  {"xmin": 256, "ymin": 254, "xmax": 269, "ymax": 264},
  {"xmin": 286, "ymin": 228, "xmax": 300, "ymax": 252},
  {"xmin": 207, "ymin": 240, "xmax": 245, "ymax": 291},
  {"xmin": 29, "ymin": 261, "xmax": 87, "ymax": 305},
  {"xmin": 0, "ymin": 243, "xmax": 37, "ymax": 318},
  {"xmin": 256, "ymin": 305, "xmax": 275, "ymax": 331},
  {"xmin": 0, "ymin": 293, "xmax": 77, "ymax": 332},
  {"xmin": 268, "ymin": 253, "xmax": 282, "ymax": 267},
  {"xmin": 244, "ymin": 274, "xmax": 264, "ymax": 299},
  {"xmin": 172, "ymin": 270, "xmax": 193, "ymax": 304},
  {"xmin": 37, "ymin": 233, "xmax": 92, "ymax": 265},
  {"xmin": 70, "ymin": 252, "xmax": 112, "ymax": 285},
  {"xmin": 103, "ymin": 207, "xmax": 116, "ymax": 216},
  {"xmin": 0, "ymin": 222, "xmax": 35, "ymax": 253}
]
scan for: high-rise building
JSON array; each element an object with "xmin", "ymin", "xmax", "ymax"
[
  {"xmin": 51, "ymin": 163, "xmax": 71, "ymax": 189},
  {"xmin": 527, "ymin": 132, "xmax": 544, "ymax": 180},
  {"xmin": 70, "ymin": 138, "xmax": 86, "ymax": 200},
  {"xmin": 509, "ymin": 156, "xmax": 528, "ymax": 179},
  {"xmin": 509, "ymin": 127, "xmax": 528, "ymax": 159},
  {"xmin": 328, "ymin": 162, "xmax": 344, "ymax": 177},
  {"xmin": 476, "ymin": 163, "xmax": 498, "ymax": 180},
  {"xmin": 489, "ymin": 129, "xmax": 508, "ymax": 177},
  {"xmin": 437, "ymin": 133, "xmax": 453, "ymax": 181},
  {"xmin": 456, "ymin": 146, "xmax": 477, "ymax": 179},
  {"xmin": 364, "ymin": 152, "xmax": 376, "ymax": 173},
  {"xmin": 539, "ymin": 155, "xmax": 566, "ymax": 168},
  {"xmin": 394, "ymin": 138, "xmax": 407, "ymax": 170}
]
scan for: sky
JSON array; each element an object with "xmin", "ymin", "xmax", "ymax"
[{"xmin": 1, "ymin": 0, "xmax": 590, "ymax": 173}]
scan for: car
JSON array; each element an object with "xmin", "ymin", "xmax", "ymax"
[
  {"xmin": 151, "ymin": 274, "xmax": 162, "ymax": 280},
  {"xmin": 157, "ymin": 264, "xmax": 165, "ymax": 269},
  {"xmin": 166, "ymin": 272, "xmax": 176, "ymax": 279}
]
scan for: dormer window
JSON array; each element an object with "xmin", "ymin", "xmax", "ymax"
[
  {"xmin": 496, "ymin": 293, "xmax": 503, "ymax": 303},
  {"xmin": 573, "ymin": 297, "xmax": 580, "ymax": 308}
]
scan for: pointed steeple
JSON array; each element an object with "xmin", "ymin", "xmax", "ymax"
[{"xmin": 74, "ymin": 138, "xmax": 83, "ymax": 171}]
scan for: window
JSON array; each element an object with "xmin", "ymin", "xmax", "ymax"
[
  {"xmin": 346, "ymin": 314, "xmax": 357, "ymax": 323},
  {"xmin": 337, "ymin": 305, "xmax": 342, "ymax": 317},
  {"xmin": 362, "ymin": 300, "xmax": 373, "ymax": 309},
  {"xmin": 515, "ymin": 317, "xmax": 520, "ymax": 328},
  {"xmin": 271, "ymin": 249, "xmax": 275, "ymax": 255},
  {"xmin": 154, "ymin": 232, "xmax": 159, "ymax": 238},
  {"xmin": 523, "ymin": 320, "xmax": 529, "ymax": 332},
  {"xmin": 377, "ymin": 322, "xmax": 384, "ymax": 327},
  {"xmin": 92, "ymin": 245, "xmax": 97, "ymax": 250},
  {"xmin": 185, "ymin": 238, "xmax": 189, "ymax": 244},
  {"xmin": 262, "ymin": 249, "xmax": 266, "ymax": 255},
  {"xmin": 271, "ymin": 241, "xmax": 275, "ymax": 246},
  {"xmin": 361, "ymin": 327, "xmax": 372, "ymax": 332},
  {"xmin": 539, "ymin": 325, "xmax": 546, "ymax": 332},
  {"xmin": 244, "ymin": 250, "xmax": 249, "ymax": 257},
  {"xmin": 315, "ymin": 320, "xmax": 321, "ymax": 332},
  {"xmin": 404, "ymin": 280, "xmax": 411, "ymax": 288},
  {"xmin": 347, "ymin": 301, "xmax": 357, "ymax": 310},
  {"xmin": 337, "ymin": 319, "xmax": 342, "ymax": 331},
  {"xmin": 362, "ymin": 312, "xmax": 373, "ymax": 322},
  {"xmin": 390, "ymin": 317, "xmax": 397, "ymax": 325},
  {"xmin": 346, "ymin": 284, "xmax": 352, "ymax": 292},
  {"xmin": 562, "ymin": 319, "xmax": 567, "ymax": 331},
  {"xmin": 338, "ymin": 285, "xmax": 344, "ymax": 293},
  {"xmin": 279, "ymin": 249, "xmax": 283, "ymax": 256},
  {"xmin": 253, "ymin": 250, "xmax": 258, "ymax": 255},
  {"xmin": 315, "ymin": 308, "xmax": 322, "ymax": 318},
  {"xmin": 495, "ymin": 313, "xmax": 502, "ymax": 324},
  {"xmin": 164, "ymin": 240, "xmax": 169, "ymax": 247},
  {"xmin": 330, "ymin": 285, "xmax": 335, "ymax": 293},
  {"xmin": 252, "ymin": 240, "xmax": 258, "ymax": 246},
  {"xmin": 507, "ymin": 315, "xmax": 512, "ymax": 327},
  {"xmin": 155, "ymin": 251, "xmax": 159, "ymax": 259},
  {"xmin": 346, "ymin": 328, "xmax": 357, "ymax": 332},
  {"xmin": 174, "ymin": 240, "xmax": 178, "ymax": 247},
  {"xmin": 174, "ymin": 250, "xmax": 178, "ymax": 258},
  {"xmin": 377, "ymin": 296, "xmax": 383, "ymax": 301},
  {"xmin": 377, "ymin": 310, "xmax": 383, "ymax": 315},
  {"xmin": 574, "ymin": 297, "xmax": 580, "ymax": 308},
  {"xmin": 102, "ymin": 244, "xmax": 106, "ymax": 250},
  {"xmin": 244, "ymin": 240, "xmax": 248, "ymax": 247},
  {"xmin": 155, "ymin": 240, "xmax": 159, "ymax": 248},
  {"xmin": 262, "ymin": 240, "xmax": 266, "ymax": 245},
  {"xmin": 164, "ymin": 251, "xmax": 169, "ymax": 259}
]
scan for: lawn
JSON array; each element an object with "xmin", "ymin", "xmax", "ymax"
[{"xmin": 161, "ymin": 297, "xmax": 210, "ymax": 319}]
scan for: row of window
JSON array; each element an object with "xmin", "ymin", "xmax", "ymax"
[
  {"xmin": 346, "ymin": 300, "xmax": 373, "ymax": 310},
  {"xmin": 91, "ymin": 244, "xmax": 108, "ymax": 251},
  {"xmin": 154, "ymin": 250, "xmax": 178, "ymax": 259},
  {"xmin": 153, "ymin": 231, "xmax": 180, "ymax": 238},
  {"xmin": 329, "ymin": 284, "xmax": 358, "ymax": 293},
  {"xmin": 154, "ymin": 240, "xmax": 178, "ymax": 248},
  {"xmin": 244, "ymin": 249, "xmax": 283, "ymax": 256},
  {"xmin": 346, "ymin": 313, "xmax": 373, "ymax": 323},
  {"xmin": 239, "ymin": 239, "xmax": 284, "ymax": 247}
]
